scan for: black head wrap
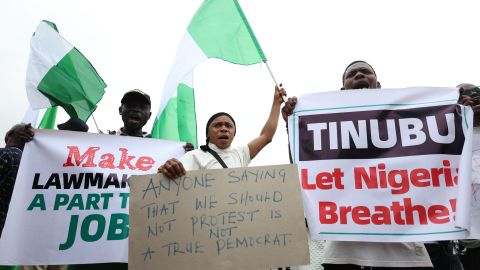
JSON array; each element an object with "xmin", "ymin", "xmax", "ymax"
[{"xmin": 200, "ymin": 112, "xmax": 236, "ymax": 152}]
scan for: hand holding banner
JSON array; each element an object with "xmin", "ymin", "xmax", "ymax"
[
  {"xmin": 288, "ymin": 87, "xmax": 478, "ymax": 242},
  {"xmin": 0, "ymin": 130, "xmax": 185, "ymax": 265}
]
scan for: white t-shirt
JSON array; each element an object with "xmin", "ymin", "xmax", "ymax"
[
  {"xmin": 322, "ymin": 241, "xmax": 432, "ymax": 267},
  {"xmin": 179, "ymin": 143, "xmax": 251, "ymax": 170}
]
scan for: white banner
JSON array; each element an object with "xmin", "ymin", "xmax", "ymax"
[
  {"xmin": 288, "ymin": 87, "xmax": 479, "ymax": 242},
  {"xmin": 0, "ymin": 130, "xmax": 185, "ymax": 265}
]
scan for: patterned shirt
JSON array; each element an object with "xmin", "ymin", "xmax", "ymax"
[{"xmin": 0, "ymin": 146, "xmax": 22, "ymax": 237}]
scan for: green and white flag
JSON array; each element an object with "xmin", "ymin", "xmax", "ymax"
[
  {"xmin": 26, "ymin": 20, "xmax": 106, "ymax": 122},
  {"xmin": 151, "ymin": 0, "xmax": 266, "ymax": 148},
  {"xmin": 37, "ymin": 107, "xmax": 58, "ymax": 129},
  {"xmin": 22, "ymin": 106, "xmax": 58, "ymax": 129}
]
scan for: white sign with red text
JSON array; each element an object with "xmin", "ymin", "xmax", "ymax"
[
  {"xmin": 288, "ymin": 87, "xmax": 479, "ymax": 242},
  {"xmin": 0, "ymin": 130, "xmax": 185, "ymax": 265}
]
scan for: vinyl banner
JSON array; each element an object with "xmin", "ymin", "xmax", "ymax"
[
  {"xmin": 0, "ymin": 130, "xmax": 185, "ymax": 265},
  {"xmin": 288, "ymin": 87, "xmax": 478, "ymax": 242}
]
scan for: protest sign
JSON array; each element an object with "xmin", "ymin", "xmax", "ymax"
[
  {"xmin": 129, "ymin": 164, "xmax": 309, "ymax": 270},
  {"xmin": 288, "ymin": 87, "xmax": 478, "ymax": 242},
  {"xmin": 0, "ymin": 130, "xmax": 185, "ymax": 265}
]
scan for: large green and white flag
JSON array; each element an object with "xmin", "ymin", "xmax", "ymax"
[
  {"xmin": 151, "ymin": 0, "xmax": 266, "ymax": 147},
  {"xmin": 26, "ymin": 20, "xmax": 106, "ymax": 122}
]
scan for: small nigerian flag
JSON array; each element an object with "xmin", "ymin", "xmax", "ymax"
[
  {"xmin": 26, "ymin": 20, "xmax": 106, "ymax": 122},
  {"xmin": 151, "ymin": 0, "xmax": 267, "ymax": 148}
]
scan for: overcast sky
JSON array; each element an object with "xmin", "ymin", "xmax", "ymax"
[{"xmin": 1, "ymin": 0, "xmax": 479, "ymax": 166}]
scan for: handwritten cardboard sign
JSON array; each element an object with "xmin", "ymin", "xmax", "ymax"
[{"xmin": 129, "ymin": 164, "xmax": 309, "ymax": 270}]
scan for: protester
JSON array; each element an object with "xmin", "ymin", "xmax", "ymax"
[
  {"xmin": 69, "ymin": 90, "xmax": 152, "ymax": 270},
  {"xmin": 108, "ymin": 89, "xmax": 153, "ymax": 137},
  {"xmin": 22, "ymin": 118, "xmax": 88, "ymax": 270},
  {"xmin": 457, "ymin": 83, "xmax": 480, "ymax": 270},
  {"xmin": 69, "ymin": 89, "xmax": 192, "ymax": 270},
  {"xmin": 419, "ymin": 84, "xmax": 480, "ymax": 270},
  {"xmin": 0, "ymin": 124, "xmax": 34, "ymax": 238},
  {"xmin": 282, "ymin": 61, "xmax": 434, "ymax": 269},
  {"xmin": 158, "ymin": 85, "xmax": 286, "ymax": 177},
  {"xmin": 0, "ymin": 118, "xmax": 87, "ymax": 270},
  {"xmin": 109, "ymin": 89, "xmax": 194, "ymax": 148}
]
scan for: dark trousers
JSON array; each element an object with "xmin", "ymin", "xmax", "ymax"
[
  {"xmin": 323, "ymin": 264, "xmax": 432, "ymax": 270},
  {"xmin": 425, "ymin": 243, "xmax": 464, "ymax": 270},
  {"xmin": 68, "ymin": 263, "xmax": 127, "ymax": 270},
  {"xmin": 459, "ymin": 247, "xmax": 480, "ymax": 270}
]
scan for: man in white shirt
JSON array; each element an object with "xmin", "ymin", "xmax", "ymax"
[{"xmin": 281, "ymin": 61, "xmax": 433, "ymax": 270}]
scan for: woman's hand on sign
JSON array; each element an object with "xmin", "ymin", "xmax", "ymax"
[{"xmin": 157, "ymin": 158, "xmax": 186, "ymax": 179}]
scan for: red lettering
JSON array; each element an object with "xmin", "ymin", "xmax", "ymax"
[
  {"xmin": 390, "ymin": 201, "xmax": 406, "ymax": 225},
  {"xmin": 354, "ymin": 167, "xmax": 378, "ymax": 189},
  {"xmin": 352, "ymin": 162, "xmax": 458, "ymax": 194},
  {"xmin": 63, "ymin": 146, "xmax": 100, "ymax": 168},
  {"xmin": 443, "ymin": 160, "xmax": 454, "ymax": 187},
  {"xmin": 117, "ymin": 148, "xmax": 135, "ymax": 170},
  {"xmin": 454, "ymin": 169, "xmax": 459, "ymax": 185},
  {"xmin": 410, "ymin": 168, "xmax": 431, "ymax": 187},
  {"xmin": 339, "ymin": 206, "xmax": 352, "ymax": 224},
  {"xmin": 316, "ymin": 199, "xmax": 453, "ymax": 226},
  {"xmin": 301, "ymin": 169, "xmax": 316, "ymax": 190},
  {"xmin": 449, "ymin": 199, "xmax": 456, "ymax": 220},
  {"xmin": 332, "ymin": 168, "xmax": 345, "ymax": 189},
  {"xmin": 378, "ymin": 163, "xmax": 388, "ymax": 188},
  {"xmin": 389, "ymin": 170, "xmax": 409, "ymax": 195},
  {"xmin": 404, "ymin": 198, "xmax": 427, "ymax": 224},
  {"xmin": 371, "ymin": 206, "xmax": 391, "ymax": 225},
  {"xmin": 136, "ymin": 156, "xmax": 155, "ymax": 171},
  {"xmin": 428, "ymin": 205, "xmax": 450, "ymax": 224},
  {"xmin": 99, "ymin": 153, "xmax": 115, "ymax": 169},
  {"xmin": 316, "ymin": 172, "xmax": 333, "ymax": 190},
  {"xmin": 319, "ymin": 201, "xmax": 338, "ymax": 224},
  {"xmin": 352, "ymin": 206, "xmax": 370, "ymax": 225},
  {"xmin": 431, "ymin": 167, "xmax": 443, "ymax": 187}
]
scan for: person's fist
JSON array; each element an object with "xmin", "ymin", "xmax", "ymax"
[
  {"xmin": 5, "ymin": 123, "xmax": 34, "ymax": 150},
  {"xmin": 281, "ymin": 96, "xmax": 297, "ymax": 122},
  {"xmin": 157, "ymin": 158, "xmax": 186, "ymax": 179}
]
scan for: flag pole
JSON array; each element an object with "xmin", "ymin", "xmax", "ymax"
[
  {"xmin": 91, "ymin": 114, "xmax": 103, "ymax": 134},
  {"xmin": 264, "ymin": 61, "xmax": 287, "ymax": 103}
]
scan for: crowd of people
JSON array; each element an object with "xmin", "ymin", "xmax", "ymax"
[{"xmin": 1, "ymin": 61, "xmax": 479, "ymax": 270}]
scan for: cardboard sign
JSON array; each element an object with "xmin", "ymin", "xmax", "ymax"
[{"xmin": 129, "ymin": 164, "xmax": 309, "ymax": 270}]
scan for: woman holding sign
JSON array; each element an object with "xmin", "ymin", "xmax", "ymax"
[{"xmin": 158, "ymin": 85, "xmax": 286, "ymax": 177}]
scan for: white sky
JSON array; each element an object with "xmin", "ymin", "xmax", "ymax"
[{"xmin": 1, "ymin": 0, "xmax": 479, "ymax": 166}]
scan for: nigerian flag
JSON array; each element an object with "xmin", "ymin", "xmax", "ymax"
[
  {"xmin": 151, "ymin": 0, "xmax": 266, "ymax": 148},
  {"xmin": 37, "ymin": 107, "xmax": 58, "ymax": 129},
  {"xmin": 26, "ymin": 20, "xmax": 106, "ymax": 122}
]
